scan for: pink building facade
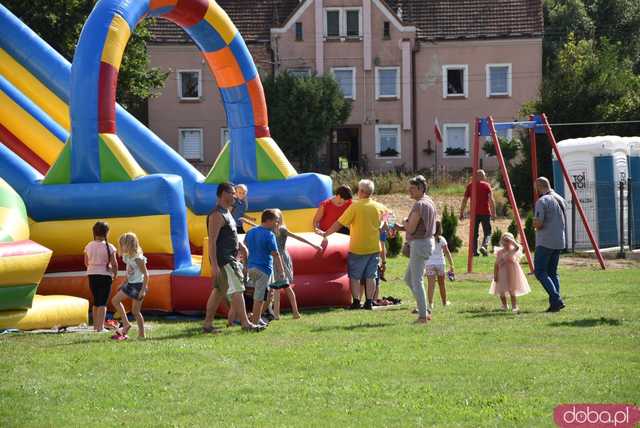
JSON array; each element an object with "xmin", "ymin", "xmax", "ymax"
[{"xmin": 147, "ymin": 0, "xmax": 543, "ymax": 173}]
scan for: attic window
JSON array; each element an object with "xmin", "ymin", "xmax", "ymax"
[
  {"xmin": 383, "ymin": 21, "xmax": 390, "ymax": 39},
  {"xmin": 295, "ymin": 22, "xmax": 303, "ymax": 41}
]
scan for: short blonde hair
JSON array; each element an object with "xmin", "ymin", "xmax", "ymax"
[
  {"xmin": 358, "ymin": 179, "xmax": 375, "ymax": 196},
  {"xmin": 235, "ymin": 184, "xmax": 248, "ymax": 192},
  {"xmin": 119, "ymin": 232, "xmax": 142, "ymax": 257}
]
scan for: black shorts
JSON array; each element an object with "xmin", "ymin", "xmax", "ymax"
[
  {"xmin": 88, "ymin": 275, "xmax": 112, "ymax": 307},
  {"xmin": 121, "ymin": 282, "xmax": 144, "ymax": 301}
]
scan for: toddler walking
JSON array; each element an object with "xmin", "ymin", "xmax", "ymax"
[
  {"xmin": 490, "ymin": 233, "xmax": 531, "ymax": 313},
  {"xmin": 111, "ymin": 232, "xmax": 149, "ymax": 339}
]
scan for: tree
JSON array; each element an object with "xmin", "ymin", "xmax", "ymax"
[
  {"xmin": 441, "ymin": 206, "xmax": 462, "ymax": 253},
  {"xmin": 263, "ymin": 72, "xmax": 351, "ymax": 171},
  {"xmin": 529, "ymin": 36, "xmax": 640, "ymax": 142},
  {"xmin": 3, "ymin": 1, "xmax": 167, "ymax": 122}
]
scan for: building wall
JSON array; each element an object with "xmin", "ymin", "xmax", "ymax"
[
  {"xmin": 148, "ymin": 0, "xmax": 542, "ymax": 173},
  {"xmin": 147, "ymin": 43, "xmax": 272, "ymax": 171},
  {"xmin": 414, "ymin": 38, "xmax": 543, "ymax": 172}
]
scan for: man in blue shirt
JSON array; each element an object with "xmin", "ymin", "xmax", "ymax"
[
  {"xmin": 244, "ymin": 209, "xmax": 285, "ymax": 325},
  {"xmin": 533, "ymin": 177, "xmax": 567, "ymax": 312}
]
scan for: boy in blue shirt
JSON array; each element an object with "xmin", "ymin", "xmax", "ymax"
[{"xmin": 244, "ymin": 209, "xmax": 285, "ymax": 325}]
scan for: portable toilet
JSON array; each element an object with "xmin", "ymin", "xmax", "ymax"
[
  {"xmin": 624, "ymin": 137, "xmax": 640, "ymax": 249},
  {"xmin": 553, "ymin": 136, "xmax": 629, "ymax": 249}
]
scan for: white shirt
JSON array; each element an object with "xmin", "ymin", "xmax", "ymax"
[{"xmin": 427, "ymin": 236, "xmax": 447, "ymax": 266}]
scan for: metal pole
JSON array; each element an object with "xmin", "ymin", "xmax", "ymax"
[
  {"xmin": 618, "ymin": 181, "xmax": 625, "ymax": 258},
  {"xmin": 467, "ymin": 118, "xmax": 481, "ymax": 273},
  {"xmin": 571, "ymin": 183, "xmax": 576, "ymax": 253},
  {"xmin": 528, "ymin": 114, "xmax": 539, "ymax": 203},
  {"xmin": 488, "ymin": 116, "xmax": 534, "ymax": 273},
  {"xmin": 541, "ymin": 113, "xmax": 606, "ymax": 269},
  {"xmin": 628, "ymin": 178, "xmax": 633, "ymax": 250}
]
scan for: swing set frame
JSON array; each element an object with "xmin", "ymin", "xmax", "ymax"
[{"xmin": 466, "ymin": 113, "xmax": 606, "ymax": 273}]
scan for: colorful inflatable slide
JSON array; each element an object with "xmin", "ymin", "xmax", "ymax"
[
  {"xmin": 0, "ymin": 178, "xmax": 88, "ymax": 330},
  {"xmin": 0, "ymin": 0, "xmax": 351, "ymax": 325}
]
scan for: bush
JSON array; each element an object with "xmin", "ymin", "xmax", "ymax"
[
  {"xmin": 441, "ymin": 205, "xmax": 463, "ymax": 252},
  {"xmin": 492, "ymin": 188, "xmax": 511, "ymax": 218},
  {"xmin": 525, "ymin": 212, "xmax": 536, "ymax": 249},
  {"xmin": 386, "ymin": 232, "xmax": 403, "ymax": 258},
  {"xmin": 508, "ymin": 219, "xmax": 518, "ymax": 239},
  {"xmin": 491, "ymin": 228, "xmax": 503, "ymax": 248}
]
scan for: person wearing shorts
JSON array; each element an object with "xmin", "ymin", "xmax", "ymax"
[
  {"xmin": 244, "ymin": 209, "xmax": 285, "ymax": 325},
  {"xmin": 319, "ymin": 179, "xmax": 386, "ymax": 310},
  {"xmin": 84, "ymin": 221, "xmax": 118, "ymax": 332},
  {"xmin": 425, "ymin": 221, "xmax": 455, "ymax": 312},
  {"xmin": 202, "ymin": 182, "xmax": 263, "ymax": 333}
]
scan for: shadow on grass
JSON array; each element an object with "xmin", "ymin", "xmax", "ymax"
[
  {"xmin": 548, "ymin": 317, "xmax": 622, "ymax": 328},
  {"xmin": 459, "ymin": 308, "xmax": 534, "ymax": 318},
  {"xmin": 310, "ymin": 322, "xmax": 393, "ymax": 333}
]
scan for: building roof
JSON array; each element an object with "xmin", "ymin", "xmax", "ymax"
[
  {"xmin": 148, "ymin": 0, "xmax": 543, "ymax": 44},
  {"xmin": 385, "ymin": 0, "xmax": 543, "ymax": 41},
  {"xmin": 148, "ymin": 0, "xmax": 300, "ymax": 44}
]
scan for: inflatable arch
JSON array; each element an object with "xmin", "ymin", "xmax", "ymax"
[{"xmin": 44, "ymin": 0, "xmax": 296, "ymax": 186}]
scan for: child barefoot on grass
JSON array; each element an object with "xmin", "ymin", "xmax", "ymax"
[
  {"xmin": 84, "ymin": 221, "xmax": 118, "ymax": 332},
  {"xmin": 425, "ymin": 221, "xmax": 455, "ymax": 312},
  {"xmin": 490, "ymin": 233, "xmax": 531, "ymax": 313},
  {"xmin": 111, "ymin": 232, "xmax": 149, "ymax": 340}
]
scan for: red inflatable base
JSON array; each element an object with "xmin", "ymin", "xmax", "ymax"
[{"xmin": 170, "ymin": 272, "xmax": 351, "ymax": 313}]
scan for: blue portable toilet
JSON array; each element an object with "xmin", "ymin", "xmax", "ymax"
[
  {"xmin": 553, "ymin": 137, "xmax": 629, "ymax": 249},
  {"xmin": 625, "ymin": 137, "xmax": 640, "ymax": 249}
]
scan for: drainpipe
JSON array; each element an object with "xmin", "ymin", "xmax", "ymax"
[{"xmin": 411, "ymin": 40, "xmax": 420, "ymax": 172}]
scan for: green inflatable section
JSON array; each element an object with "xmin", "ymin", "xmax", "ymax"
[{"xmin": 0, "ymin": 284, "xmax": 38, "ymax": 311}]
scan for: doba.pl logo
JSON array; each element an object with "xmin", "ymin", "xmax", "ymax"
[{"xmin": 554, "ymin": 404, "xmax": 640, "ymax": 427}]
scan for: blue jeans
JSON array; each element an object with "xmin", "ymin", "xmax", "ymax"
[{"xmin": 534, "ymin": 246, "xmax": 563, "ymax": 308}]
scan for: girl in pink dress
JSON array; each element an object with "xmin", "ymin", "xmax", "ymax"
[{"xmin": 490, "ymin": 233, "xmax": 531, "ymax": 313}]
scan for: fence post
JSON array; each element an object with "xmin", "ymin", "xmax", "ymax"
[
  {"xmin": 628, "ymin": 178, "xmax": 634, "ymax": 250},
  {"xmin": 618, "ymin": 180, "xmax": 625, "ymax": 259},
  {"xmin": 571, "ymin": 182, "xmax": 577, "ymax": 254}
]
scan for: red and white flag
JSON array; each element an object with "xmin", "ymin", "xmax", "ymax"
[{"xmin": 434, "ymin": 117, "xmax": 443, "ymax": 145}]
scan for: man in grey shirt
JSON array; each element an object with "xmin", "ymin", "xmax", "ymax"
[{"xmin": 533, "ymin": 177, "xmax": 567, "ymax": 312}]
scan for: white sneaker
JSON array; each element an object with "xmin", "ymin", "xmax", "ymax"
[{"xmin": 443, "ymin": 301, "xmax": 452, "ymax": 307}]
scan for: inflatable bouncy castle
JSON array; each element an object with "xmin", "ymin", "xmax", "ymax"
[
  {"xmin": 0, "ymin": 178, "xmax": 88, "ymax": 330},
  {"xmin": 0, "ymin": 1, "xmax": 352, "ymax": 326}
]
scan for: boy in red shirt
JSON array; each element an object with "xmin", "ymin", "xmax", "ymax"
[{"xmin": 460, "ymin": 170, "xmax": 496, "ymax": 256}]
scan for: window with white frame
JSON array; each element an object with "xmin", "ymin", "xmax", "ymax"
[
  {"xmin": 179, "ymin": 128, "xmax": 203, "ymax": 160},
  {"xmin": 177, "ymin": 70, "xmax": 202, "ymax": 100},
  {"xmin": 375, "ymin": 67, "xmax": 400, "ymax": 99},
  {"xmin": 376, "ymin": 125, "xmax": 401, "ymax": 158},
  {"xmin": 220, "ymin": 127, "xmax": 230, "ymax": 150},
  {"xmin": 486, "ymin": 63, "xmax": 512, "ymax": 97},
  {"xmin": 442, "ymin": 65, "xmax": 468, "ymax": 98},
  {"xmin": 331, "ymin": 67, "xmax": 356, "ymax": 99},
  {"xmin": 324, "ymin": 8, "xmax": 362, "ymax": 39},
  {"xmin": 345, "ymin": 9, "xmax": 361, "ymax": 37},
  {"xmin": 287, "ymin": 68, "xmax": 311, "ymax": 78},
  {"xmin": 484, "ymin": 127, "xmax": 513, "ymax": 146},
  {"xmin": 443, "ymin": 123, "xmax": 469, "ymax": 157}
]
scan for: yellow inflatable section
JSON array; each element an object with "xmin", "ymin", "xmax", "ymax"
[
  {"xmin": 0, "ymin": 178, "xmax": 88, "ymax": 330},
  {"xmin": 0, "ymin": 295, "xmax": 88, "ymax": 331}
]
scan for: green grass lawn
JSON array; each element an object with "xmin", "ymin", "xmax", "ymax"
[{"xmin": 1, "ymin": 254, "xmax": 638, "ymax": 427}]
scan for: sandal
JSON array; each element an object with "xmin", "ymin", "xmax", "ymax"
[
  {"xmin": 242, "ymin": 324, "xmax": 265, "ymax": 332},
  {"xmin": 117, "ymin": 324, "xmax": 131, "ymax": 337},
  {"xmin": 111, "ymin": 333, "xmax": 128, "ymax": 340},
  {"xmin": 202, "ymin": 325, "xmax": 220, "ymax": 334}
]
